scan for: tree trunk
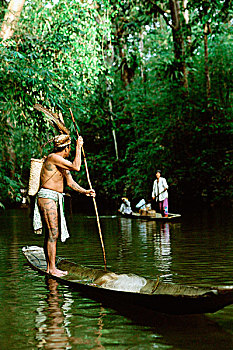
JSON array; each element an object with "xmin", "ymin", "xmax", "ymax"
[
  {"xmin": 139, "ymin": 31, "xmax": 144, "ymax": 80},
  {"xmin": 0, "ymin": 0, "xmax": 26, "ymax": 177},
  {"xmin": 169, "ymin": 0, "xmax": 188, "ymax": 91},
  {"xmin": 116, "ymin": 24, "xmax": 136, "ymax": 86},
  {"xmin": 204, "ymin": 23, "xmax": 211, "ymax": 101},
  {"xmin": 109, "ymin": 98, "xmax": 119, "ymax": 160},
  {"xmin": 0, "ymin": 0, "xmax": 26, "ymax": 41},
  {"xmin": 182, "ymin": 0, "xmax": 191, "ymax": 49}
]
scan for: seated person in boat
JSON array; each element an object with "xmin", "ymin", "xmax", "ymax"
[
  {"xmin": 118, "ymin": 197, "xmax": 132, "ymax": 215},
  {"xmin": 33, "ymin": 134, "xmax": 95, "ymax": 277},
  {"xmin": 152, "ymin": 170, "xmax": 168, "ymax": 217}
]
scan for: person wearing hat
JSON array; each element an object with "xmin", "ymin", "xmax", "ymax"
[
  {"xmin": 152, "ymin": 170, "xmax": 169, "ymax": 217},
  {"xmin": 33, "ymin": 134, "xmax": 95, "ymax": 277},
  {"xmin": 118, "ymin": 197, "xmax": 132, "ymax": 216}
]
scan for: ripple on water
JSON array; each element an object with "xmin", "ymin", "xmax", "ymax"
[{"xmin": 1, "ymin": 209, "xmax": 233, "ymax": 349}]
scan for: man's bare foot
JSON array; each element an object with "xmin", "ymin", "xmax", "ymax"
[{"xmin": 47, "ymin": 268, "xmax": 68, "ymax": 277}]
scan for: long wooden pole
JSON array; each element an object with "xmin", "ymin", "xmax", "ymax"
[{"xmin": 69, "ymin": 108, "xmax": 107, "ymax": 270}]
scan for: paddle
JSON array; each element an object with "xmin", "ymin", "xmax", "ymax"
[{"xmin": 69, "ymin": 108, "xmax": 107, "ymax": 271}]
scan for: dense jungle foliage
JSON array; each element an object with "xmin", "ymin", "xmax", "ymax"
[{"xmin": 0, "ymin": 0, "xmax": 232, "ymax": 209}]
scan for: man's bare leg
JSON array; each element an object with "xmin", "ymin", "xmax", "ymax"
[{"xmin": 38, "ymin": 198, "xmax": 68, "ymax": 277}]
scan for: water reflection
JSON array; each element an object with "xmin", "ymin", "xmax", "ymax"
[
  {"xmin": 94, "ymin": 307, "xmax": 106, "ymax": 349},
  {"xmin": 137, "ymin": 221, "xmax": 148, "ymax": 246},
  {"xmin": 118, "ymin": 217, "xmax": 173, "ymax": 280},
  {"xmin": 118, "ymin": 217, "xmax": 132, "ymax": 243},
  {"xmin": 35, "ymin": 278, "xmax": 71, "ymax": 349},
  {"xmin": 1, "ymin": 209, "xmax": 233, "ymax": 349},
  {"xmin": 153, "ymin": 223, "xmax": 172, "ymax": 279},
  {"xmin": 35, "ymin": 279, "xmax": 108, "ymax": 349}
]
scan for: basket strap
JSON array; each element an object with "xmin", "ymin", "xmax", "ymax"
[{"xmin": 40, "ymin": 169, "xmax": 58, "ymax": 189}]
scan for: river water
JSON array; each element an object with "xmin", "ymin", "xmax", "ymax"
[{"xmin": 0, "ymin": 205, "xmax": 233, "ymax": 349}]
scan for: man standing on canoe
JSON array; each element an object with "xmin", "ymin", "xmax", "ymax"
[
  {"xmin": 152, "ymin": 170, "xmax": 169, "ymax": 217},
  {"xmin": 33, "ymin": 134, "xmax": 95, "ymax": 277}
]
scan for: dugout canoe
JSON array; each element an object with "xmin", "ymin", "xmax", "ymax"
[
  {"xmin": 119, "ymin": 211, "xmax": 181, "ymax": 221},
  {"xmin": 22, "ymin": 246, "xmax": 233, "ymax": 315}
]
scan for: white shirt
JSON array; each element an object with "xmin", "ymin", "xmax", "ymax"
[
  {"xmin": 119, "ymin": 199, "xmax": 132, "ymax": 214},
  {"xmin": 152, "ymin": 177, "xmax": 168, "ymax": 201}
]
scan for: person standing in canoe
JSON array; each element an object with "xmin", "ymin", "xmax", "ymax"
[
  {"xmin": 152, "ymin": 170, "xmax": 169, "ymax": 217},
  {"xmin": 33, "ymin": 134, "xmax": 95, "ymax": 277}
]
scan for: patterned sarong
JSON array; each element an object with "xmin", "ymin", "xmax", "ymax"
[
  {"xmin": 33, "ymin": 188, "xmax": 70, "ymax": 242},
  {"xmin": 159, "ymin": 197, "xmax": 168, "ymax": 217}
]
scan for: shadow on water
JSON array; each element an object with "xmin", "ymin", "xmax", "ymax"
[
  {"xmin": 39, "ymin": 276, "xmax": 233, "ymax": 350},
  {"xmin": 109, "ymin": 303, "xmax": 233, "ymax": 350}
]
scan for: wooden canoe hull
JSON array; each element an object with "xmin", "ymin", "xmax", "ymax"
[
  {"xmin": 22, "ymin": 246, "xmax": 233, "ymax": 315},
  {"xmin": 119, "ymin": 212, "xmax": 181, "ymax": 221}
]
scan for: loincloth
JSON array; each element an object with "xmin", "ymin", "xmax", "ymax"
[{"xmin": 33, "ymin": 188, "xmax": 70, "ymax": 242}]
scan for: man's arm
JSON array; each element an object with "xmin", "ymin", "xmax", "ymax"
[
  {"xmin": 64, "ymin": 170, "xmax": 96, "ymax": 196},
  {"xmin": 49, "ymin": 136, "xmax": 83, "ymax": 171},
  {"xmin": 71, "ymin": 136, "xmax": 83, "ymax": 171}
]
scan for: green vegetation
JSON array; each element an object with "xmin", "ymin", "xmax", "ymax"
[{"xmin": 0, "ymin": 0, "xmax": 232, "ymax": 208}]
